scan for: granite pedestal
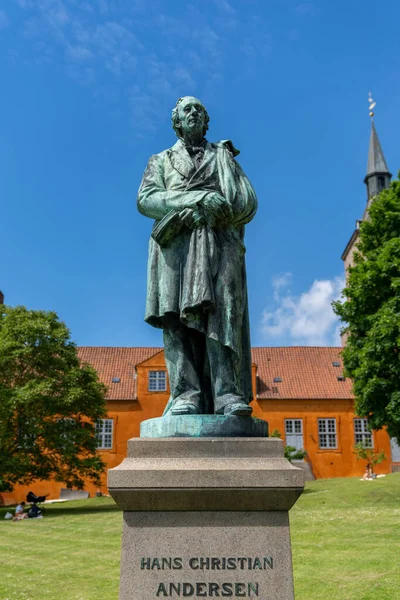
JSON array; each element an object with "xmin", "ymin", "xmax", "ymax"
[{"xmin": 108, "ymin": 434, "xmax": 304, "ymax": 600}]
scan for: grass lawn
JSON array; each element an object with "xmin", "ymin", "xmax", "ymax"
[{"xmin": 0, "ymin": 474, "xmax": 399, "ymax": 600}]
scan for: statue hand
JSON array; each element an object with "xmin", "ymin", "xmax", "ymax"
[
  {"xmin": 192, "ymin": 209, "xmax": 206, "ymax": 227},
  {"xmin": 179, "ymin": 208, "xmax": 206, "ymax": 229},
  {"xmin": 201, "ymin": 193, "xmax": 232, "ymax": 223}
]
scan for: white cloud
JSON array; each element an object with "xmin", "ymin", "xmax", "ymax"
[
  {"xmin": 0, "ymin": 9, "xmax": 10, "ymax": 29},
  {"xmin": 261, "ymin": 274, "xmax": 344, "ymax": 346},
  {"xmin": 12, "ymin": 1, "xmax": 274, "ymax": 135},
  {"xmin": 271, "ymin": 272, "xmax": 292, "ymax": 301},
  {"xmin": 19, "ymin": 4, "xmax": 141, "ymax": 78}
]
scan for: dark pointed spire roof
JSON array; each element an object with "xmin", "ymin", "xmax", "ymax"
[
  {"xmin": 343, "ymin": 115, "xmax": 392, "ymax": 261},
  {"xmin": 366, "ymin": 121, "xmax": 391, "ymax": 177}
]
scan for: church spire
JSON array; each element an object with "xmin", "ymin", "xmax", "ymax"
[
  {"xmin": 342, "ymin": 93, "xmax": 392, "ymax": 269},
  {"xmin": 364, "ymin": 94, "xmax": 391, "ymax": 200}
]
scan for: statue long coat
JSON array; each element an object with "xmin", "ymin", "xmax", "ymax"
[{"xmin": 137, "ymin": 139, "xmax": 257, "ymax": 403}]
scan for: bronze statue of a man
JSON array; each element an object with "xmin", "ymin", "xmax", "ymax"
[{"xmin": 138, "ymin": 96, "xmax": 257, "ymax": 417}]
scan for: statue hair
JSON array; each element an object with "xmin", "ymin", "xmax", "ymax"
[{"xmin": 171, "ymin": 97, "xmax": 210, "ymax": 138}]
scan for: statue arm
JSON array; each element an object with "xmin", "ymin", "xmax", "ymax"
[
  {"xmin": 137, "ymin": 154, "xmax": 212, "ymax": 220},
  {"xmin": 214, "ymin": 141, "xmax": 258, "ymax": 228},
  {"xmin": 231, "ymin": 160, "xmax": 258, "ymax": 226}
]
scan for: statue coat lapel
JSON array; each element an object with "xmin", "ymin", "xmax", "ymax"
[{"xmin": 168, "ymin": 141, "xmax": 196, "ymax": 181}]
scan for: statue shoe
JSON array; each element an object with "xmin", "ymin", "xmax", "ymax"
[
  {"xmin": 224, "ymin": 402, "xmax": 253, "ymax": 417},
  {"xmin": 171, "ymin": 400, "xmax": 200, "ymax": 415}
]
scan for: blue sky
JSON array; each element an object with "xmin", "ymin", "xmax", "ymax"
[{"xmin": 1, "ymin": 0, "xmax": 399, "ymax": 348}]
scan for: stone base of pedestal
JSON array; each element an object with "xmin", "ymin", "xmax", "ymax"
[
  {"xmin": 120, "ymin": 511, "xmax": 294, "ymax": 599},
  {"xmin": 108, "ymin": 438, "xmax": 304, "ymax": 600}
]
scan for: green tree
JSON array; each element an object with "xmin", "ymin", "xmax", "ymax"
[
  {"xmin": 0, "ymin": 306, "xmax": 107, "ymax": 493},
  {"xmin": 354, "ymin": 443, "xmax": 386, "ymax": 475},
  {"xmin": 333, "ymin": 175, "xmax": 400, "ymax": 441}
]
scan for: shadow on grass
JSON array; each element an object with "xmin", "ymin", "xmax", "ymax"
[{"xmin": 301, "ymin": 487, "xmax": 318, "ymax": 494}]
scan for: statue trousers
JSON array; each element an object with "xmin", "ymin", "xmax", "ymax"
[{"xmin": 163, "ymin": 317, "xmax": 245, "ymax": 414}]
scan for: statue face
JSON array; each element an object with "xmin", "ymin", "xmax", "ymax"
[{"xmin": 177, "ymin": 96, "xmax": 206, "ymax": 138}]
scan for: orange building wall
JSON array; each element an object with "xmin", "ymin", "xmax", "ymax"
[
  {"xmin": 2, "ymin": 355, "xmax": 393, "ymax": 505},
  {"xmin": 251, "ymin": 397, "xmax": 391, "ymax": 479}
]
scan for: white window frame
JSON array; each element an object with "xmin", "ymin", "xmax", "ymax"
[
  {"xmin": 284, "ymin": 419, "xmax": 304, "ymax": 452},
  {"xmin": 285, "ymin": 419, "xmax": 303, "ymax": 435},
  {"xmin": 354, "ymin": 418, "xmax": 373, "ymax": 448},
  {"xmin": 318, "ymin": 418, "xmax": 337, "ymax": 449},
  {"xmin": 96, "ymin": 419, "xmax": 113, "ymax": 450},
  {"xmin": 148, "ymin": 370, "xmax": 167, "ymax": 392}
]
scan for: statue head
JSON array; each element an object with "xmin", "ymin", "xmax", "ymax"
[{"xmin": 171, "ymin": 96, "xmax": 210, "ymax": 139}]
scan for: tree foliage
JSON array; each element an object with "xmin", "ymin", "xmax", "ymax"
[
  {"xmin": 333, "ymin": 175, "xmax": 400, "ymax": 440},
  {"xmin": 0, "ymin": 306, "xmax": 107, "ymax": 493}
]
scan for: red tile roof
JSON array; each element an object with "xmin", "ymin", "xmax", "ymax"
[
  {"xmin": 77, "ymin": 346, "xmax": 353, "ymax": 401},
  {"xmin": 252, "ymin": 347, "xmax": 353, "ymax": 400},
  {"xmin": 77, "ymin": 347, "xmax": 162, "ymax": 400}
]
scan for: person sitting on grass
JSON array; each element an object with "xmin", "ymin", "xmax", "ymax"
[
  {"xmin": 13, "ymin": 501, "xmax": 28, "ymax": 521},
  {"xmin": 362, "ymin": 464, "xmax": 377, "ymax": 480}
]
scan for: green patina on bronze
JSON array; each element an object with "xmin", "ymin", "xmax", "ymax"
[
  {"xmin": 137, "ymin": 96, "xmax": 259, "ymax": 424},
  {"xmin": 140, "ymin": 415, "xmax": 269, "ymax": 439}
]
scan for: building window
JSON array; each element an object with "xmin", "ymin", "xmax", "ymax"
[
  {"xmin": 96, "ymin": 419, "xmax": 113, "ymax": 450},
  {"xmin": 285, "ymin": 419, "xmax": 304, "ymax": 451},
  {"xmin": 354, "ymin": 418, "xmax": 373, "ymax": 448},
  {"xmin": 318, "ymin": 418, "xmax": 337, "ymax": 449},
  {"xmin": 378, "ymin": 176, "xmax": 385, "ymax": 191},
  {"xmin": 285, "ymin": 419, "xmax": 302, "ymax": 435},
  {"xmin": 148, "ymin": 370, "xmax": 167, "ymax": 391}
]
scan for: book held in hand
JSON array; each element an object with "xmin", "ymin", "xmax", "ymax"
[{"xmin": 151, "ymin": 210, "xmax": 183, "ymax": 246}]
